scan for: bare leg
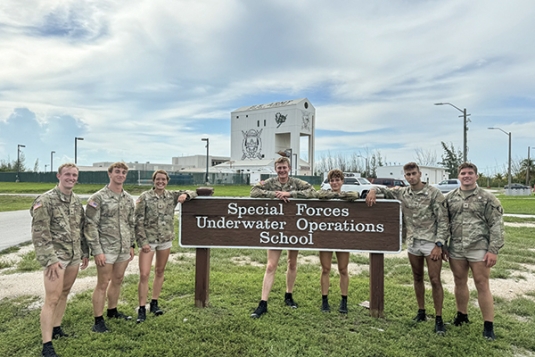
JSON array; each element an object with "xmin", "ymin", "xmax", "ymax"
[
  {"xmin": 152, "ymin": 248, "xmax": 170, "ymax": 300},
  {"xmin": 138, "ymin": 249, "xmax": 155, "ymax": 307},
  {"xmin": 449, "ymin": 258, "xmax": 470, "ymax": 314},
  {"xmin": 408, "ymin": 253, "xmax": 426, "ymax": 310},
  {"xmin": 425, "ymin": 254, "xmax": 443, "ymax": 316},
  {"xmin": 107, "ymin": 260, "xmax": 130, "ymax": 309},
  {"xmin": 92, "ymin": 264, "xmax": 113, "ymax": 316},
  {"xmin": 469, "ymin": 261, "xmax": 494, "ymax": 321},
  {"xmin": 52, "ymin": 265, "xmax": 80, "ymax": 327},
  {"xmin": 260, "ymin": 250, "xmax": 283, "ymax": 301},
  {"xmin": 319, "ymin": 251, "xmax": 333, "ymax": 295},
  {"xmin": 335, "ymin": 252, "xmax": 350, "ymax": 296},
  {"xmin": 286, "ymin": 250, "xmax": 299, "ymax": 293},
  {"xmin": 41, "ymin": 267, "xmax": 66, "ymax": 343}
]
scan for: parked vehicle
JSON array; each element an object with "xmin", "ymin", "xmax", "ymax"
[
  {"xmin": 432, "ymin": 179, "xmax": 461, "ymax": 193},
  {"xmin": 321, "ymin": 177, "xmax": 386, "ymax": 198},
  {"xmin": 371, "ymin": 178, "xmax": 409, "ymax": 188},
  {"xmin": 504, "ymin": 183, "xmax": 530, "ymax": 190}
]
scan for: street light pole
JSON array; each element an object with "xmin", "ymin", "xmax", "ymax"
[
  {"xmin": 434, "ymin": 103, "xmax": 470, "ymax": 162},
  {"xmin": 201, "ymin": 138, "xmax": 209, "ymax": 184},
  {"xmin": 17, "ymin": 144, "xmax": 25, "ymax": 182},
  {"xmin": 75, "ymin": 137, "xmax": 84, "ymax": 164},
  {"xmin": 488, "ymin": 127, "xmax": 512, "ymax": 194},
  {"xmin": 51, "ymin": 151, "xmax": 55, "ymax": 172}
]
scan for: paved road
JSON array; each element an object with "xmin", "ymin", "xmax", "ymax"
[{"xmin": 0, "ymin": 210, "xmax": 31, "ymax": 251}]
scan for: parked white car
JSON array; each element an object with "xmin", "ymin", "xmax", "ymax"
[
  {"xmin": 321, "ymin": 177, "xmax": 386, "ymax": 198},
  {"xmin": 432, "ymin": 179, "xmax": 461, "ymax": 193}
]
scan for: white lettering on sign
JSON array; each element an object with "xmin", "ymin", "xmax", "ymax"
[
  {"xmin": 227, "ymin": 202, "xmax": 284, "ymax": 219},
  {"xmin": 259, "ymin": 232, "xmax": 314, "ymax": 245},
  {"xmin": 295, "ymin": 203, "xmax": 349, "ymax": 217},
  {"xmin": 196, "ymin": 216, "xmax": 287, "ymax": 230},
  {"xmin": 296, "ymin": 218, "xmax": 384, "ymax": 233}
]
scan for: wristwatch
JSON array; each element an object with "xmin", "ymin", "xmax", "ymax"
[{"xmin": 435, "ymin": 242, "xmax": 443, "ymax": 248}]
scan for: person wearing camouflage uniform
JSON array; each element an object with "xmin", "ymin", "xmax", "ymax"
[
  {"xmin": 366, "ymin": 162, "xmax": 448, "ymax": 335},
  {"xmin": 444, "ymin": 162, "xmax": 504, "ymax": 341},
  {"xmin": 134, "ymin": 170, "xmax": 197, "ymax": 323},
  {"xmin": 85, "ymin": 162, "xmax": 135, "ymax": 333},
  {"xmin": 31, "ymin": 163, "xmax": 89, "ymax": 357},
  {"xmin": 317, "ymin": 169, "xmax": 359, "ymax": 315},
  {"xmin": 250, "ymin": 156, "xmax": 316, "ymax": 318}
]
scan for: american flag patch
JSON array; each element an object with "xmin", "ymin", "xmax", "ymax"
[
  {"xmin": 88, "ymin": 201, "xmax": 98, "ymax": 208},
  {"xmin": 33, "ymin": 202, "xmax": 42, "ymax": 210}
]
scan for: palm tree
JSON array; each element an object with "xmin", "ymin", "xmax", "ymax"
[{"xmin": 519, "ymin": 158, "xmax": 535, "ymax": 186}]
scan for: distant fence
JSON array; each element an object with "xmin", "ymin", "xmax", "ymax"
[{"xmin": 0, "ymin": 171, "xmax": 252, "ymax": 186}]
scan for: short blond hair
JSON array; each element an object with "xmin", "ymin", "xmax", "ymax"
[
  {"xmin": 274, "ymin": 157, "xmax": 290, "ymax": 168},
  {"xmin": 108, "ymin": 162, "xmax": 129, "ymax": 173},
  {"xmin": 57, "ymin": 163, "xmax": 78, "ymax": 175}
]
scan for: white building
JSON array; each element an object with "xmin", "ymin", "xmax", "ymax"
[
  {"xmin": 215, "ymin": 98, "xmax": 315, "ymax": 182},
  {"xmin": 375, "ymin": 165, "xmax": 448, "ymax": 185}
]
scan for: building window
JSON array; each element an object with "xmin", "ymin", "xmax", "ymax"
[
  {"xmin": 257, "ymin": 120, "xmax": 259, "ymax": 127},
  {"xmin": 264, "ymin": 119, "xmax": 266, "ymax": 126}
]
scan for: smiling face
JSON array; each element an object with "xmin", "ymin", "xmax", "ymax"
[
  {"xmin": 458, "ymin": 167, "xmax": 478, "ymax": 189},
  {"xmin": 329, "ymin": 177, "xmax": 343, "ymax": 193},
  {"xmin": 57, "ymin": 166, "xmax": 79, "ymax": 192},
  {"xmin": 108, "ymin": 167, "xmax": 128, "ymax": 186},
  {"xmin": 276, "ymin": 162, "xmax": 290, "ymax": 183},
  {"xmin": 153, "ymin": 173, "xmax": 169, "ymax": 191}
]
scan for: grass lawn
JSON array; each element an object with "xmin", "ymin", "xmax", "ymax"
[{"xmin": 1, "ymin": 226, "xmax": 534, "ymax": 357}]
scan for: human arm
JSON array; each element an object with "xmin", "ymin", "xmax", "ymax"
[
  {"xmin": 485, "ymin": 196, "xmax": 505, "ymax": 255},
  {"xmin": 134, "ymin": 194, "xmax": 150, "ymax": 248},
  {"xmin": 250, "ymin": 180, "xmax": 277, "ymax": 198},
  {"xmin": 317, "ymin": 190, "xmax": 359, "ymax": 201},
  {"xmin": 84, "ymin": 195, "xmax": 105, "ymax": 260},
  {"xmin": 30, "ymin": 197, "xmax": 60, "ymax": 268}
]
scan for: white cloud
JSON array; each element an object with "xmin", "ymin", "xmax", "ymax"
[{"xmin": 0, "ymin": 0, "xmax": 534, "ymax": 176}]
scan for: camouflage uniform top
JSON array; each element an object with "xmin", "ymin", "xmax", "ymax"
[
  {"xmin": 30, "ymin": 186, "xmax": 88, "ymax": 268},
  {"xmin": 84, "ymin": 185, "xmax": 135, "ymax": 256},
  {"xmin": 373, "ymin": 184, "xmax": 449, "ymax": 246},
  {"xmin": 135, "ymin": 188, "xmax": 197, "ymax": 247},
  {"xmin": 250, "ymin": 177, "xmax": 316, "ymax": 198},
  {"xmin": 444, "ymin": 186, "xmax": 504, "ymax": 254},
  {"xmin": 316, "ymin": 189, "xmax": 360, "ymax": 201}
]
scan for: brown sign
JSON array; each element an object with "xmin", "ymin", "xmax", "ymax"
[{"xmin": 179, "ymin": 198, "xmax": 401, "ymax": 253}]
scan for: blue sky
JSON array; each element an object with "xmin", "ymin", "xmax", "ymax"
[{"xmin": 1, "ymin": 0, "xmax": 534, "ymax": 176}]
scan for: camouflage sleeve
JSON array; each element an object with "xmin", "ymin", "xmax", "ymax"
[
  {"xmin": 128, "ymin": 197, "xmax": 136, "ymax": 248},
  {"xmin": 78, "ymin": 198, "xmax": 89, "ymax": 259},
  {"xmin": 250, "ymin": 182, "xmax": 276, "ymax": 198},
  {"xmin": 291, "ymin": 179, "xmax": 316, "ymax": 199},
  {"xmin": 485, "ymin": 196, "xmax": 505, "ymax": 254},
  {"xmin": 172, "ymin": 190, "xmax": 197, "ymax": 202},
  {"xmin": 84, "ymin": 195, "xmax": 103, "ymax": 256},
  {"xmin": 372, "ymin": 186, "xmax": 397, "ymax": 199},
  {"xmin": 317, "ymin": 190, "xmax": 359, "ymax": 201},
  {"xmin": 135, "ymin": 194, "xmax": 149, "ymax": 248},
  {"xmin": 30, "ymin": 197, "xmax": 58, "ymax": 268},
  {"xmin": 431, "ymin": 192, "xmax": 449, "ymax": 245}
]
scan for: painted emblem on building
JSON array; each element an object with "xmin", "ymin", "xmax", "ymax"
[
  {"xmin": 241, "ymin": 129, "xmax": 263, "ymax": 160},
  {"xmin": 275, "ymin": 112, "xmax": 287, "ymax": 128},
  {"xmin": 301, "ymin": 110, "xmax": 311, "ymax": 131}
]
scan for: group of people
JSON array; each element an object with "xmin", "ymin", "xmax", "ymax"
[
  {"xmin": 249, "ymin": 158, "xmax": 504, "ymax": 344},
  {"xmin": 31, "ymin": 162, "xmax": 195, "ymax": 357},
  {"xmin": 31, "ymin": 157, "xmax": 504, "ymax": 357}
]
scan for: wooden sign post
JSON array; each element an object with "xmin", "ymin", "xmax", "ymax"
[{"xmin": 180, "ymin": 197, "xmax": 401, "ymax": 317}]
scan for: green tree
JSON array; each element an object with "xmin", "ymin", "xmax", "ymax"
[{"xmin": 438, "ymin": 142, "xmax": 463, "ymax": 178}]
